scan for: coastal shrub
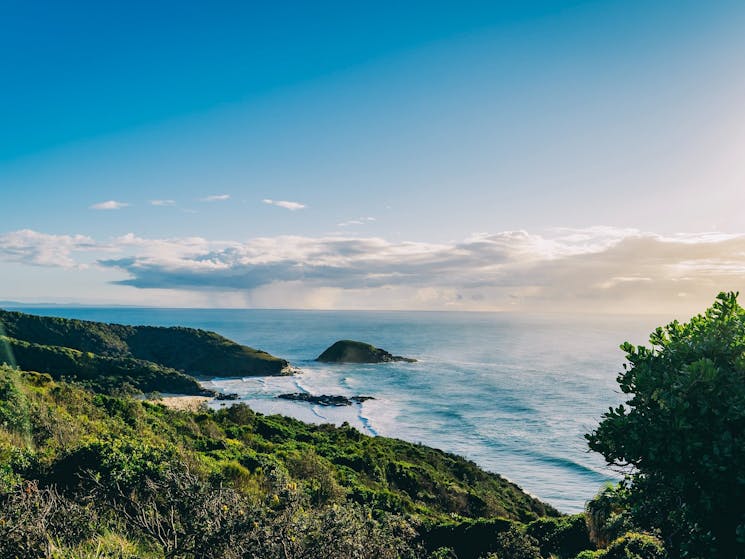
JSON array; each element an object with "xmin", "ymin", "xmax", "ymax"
[
  {"xmin": 90, "ymin": 464, "xmax": 260, "ymax": 559},
  {"xmin": 0, "ymin": 369, "xmax": 31, "ymax": 437},
  {"xmin": 526, "ymin": 513, "xmax": 593, "ymax": 558},
  {"xmin": 600, "ymin": 532, "xmax": 667, "ymax": 559},
  {"xmin": 587, "ymin": 292, "xmax": 745, "ymax": 558},
  {"xmin": 0, "ymin": 482, "xmax": 97, "ymax": 559},
  {"xmin": 285, "ymin": 447, "xmax": 345, "ymax": 505},
  {"xmin": 478, "ymin": 527, "xmax": 542, "ymax": 559},
  {"xmin": 422, "ymin": 517, "xmax": 514, "ymax": 558},
  {"xmin": 585, "ymin": 485, "xmax": 633, "ymax": 548},
  {"xmin": 49, "ymin": 436, "xmax": 175, "ymax": 491}
]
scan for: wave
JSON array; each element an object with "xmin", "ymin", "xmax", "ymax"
[
  {"xmin": 308, "ymin": 405, "xmax": 327, "ymax": 421},
  {"xmin": 356, "ymin": 401, "xmax": 378, "ymax": 436},
  {"xmin": 292, "ymin": 376, "xmax": 311, "ymax": 394},
  {"xmin": 515, "ymin": 448, "xmax": 613, "ymax": 483}
]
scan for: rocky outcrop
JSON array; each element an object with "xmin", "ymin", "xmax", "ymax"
[
  {"xmin": 315, "ymin": 340, "xmax": 416, "ymax": 363},
  {"xmin": 277, "ymin": 393, "xmax": 374, "ymax": 406}
]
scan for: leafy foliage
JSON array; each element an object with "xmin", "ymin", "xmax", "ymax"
[
  {"xmin": 478, "ymin": 527, "xmax": 542, "ymax": 559},
  {"xmin": 587, "ymin": 292, "xmax": 745, "ymax": 558},
  {"xmin": 599, "ymin": 532, "xmax": 668, "ymax": 559},
  {"xmin": 525, "ymin": 513, "xmax": 592, "ymax": 558},
  {"xmin": 585, "ymin": 485, "xmax": 633, "ymax": 549}
]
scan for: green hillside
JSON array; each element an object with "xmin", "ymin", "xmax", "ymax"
[
  {"xmin": 0, "ymin": 365, "xmax": 574, "ymax": 558},
  {"xmin": 0, "ymin": 309, "xmax": 289, "ymax": 394},
  {"xmin": 0, "ymin": 335, "xmax": 208, "ymax": 395}
]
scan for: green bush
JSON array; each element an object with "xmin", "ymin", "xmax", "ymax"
[
  {"xmin": 585, "ymin": 485, "xmax": 633, "ymax": 549},
  {"xmin": 423, "ymin": 517, "xmax": 515, "ymax": 558},
  {"xmin": 526, "ymin": 513, "xmax": 593, "ymax": 558},
  {"xmin": 601, "ymin": 532, "xmax": 667, "ymax": 559},
  {"xmin": 587, "ymin": 292, "xmax": 745, "ymax": 558},
  {"xmin": 478, "ymin": 527, "xmax": 542, "ymax": 559},
  {"xmin": 0, "ymin": 370, "xmax": 30, "ymax": 437}
]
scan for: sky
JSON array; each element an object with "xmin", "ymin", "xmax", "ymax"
[{"xmin": 1, "ymin": 0, "xmax": 745, "ymax": 314}]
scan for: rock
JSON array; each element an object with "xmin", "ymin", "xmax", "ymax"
[
  {"xmin": 277, "ymin": 393, "xmax": 375, "ymax": 407},
  {"xmin": 215, "ymin": 392, "xmax": 240, "ymax": 401},
  {"xmin": 315, "ymin": 340, "xmax": 416, "ymax": 363}
]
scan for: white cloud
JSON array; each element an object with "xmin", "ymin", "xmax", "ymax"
[
  {"xmin": 89, "ymin": 200, "xmax": 129, "ymax": 210},
  {"xmin": 263, "ymin": 199, "xmax": 306, "ymax": 211},
  {"xmin": 0, "ymin": 229, "xmax": 97, "ymax": 268},
  {"xmin": 150, "ymin": 199, "xmax": 176, "ymax": 206},
  {"xmin": 338, "ymin": 217, "xmax": 376, "ymax": 227},
  {"xmin": 2, "ymin": 227, "xmax": 745, "ymax": 312},
  {"xmin": 200, "ymin": 194, "xmax": 230, "ymax": 202}
]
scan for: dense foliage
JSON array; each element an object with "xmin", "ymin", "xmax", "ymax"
[
  {"xmin": 0, "ymin": 365, "xmax": 568, "ymax": 558},
  {"xmin": 587, "ymin": 292, "xmax": 745, "ymax": 558}
]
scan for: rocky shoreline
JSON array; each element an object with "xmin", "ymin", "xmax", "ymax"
[{"xmin": 277, "ymin": 392, "xmax": 375, "ymax": 407}]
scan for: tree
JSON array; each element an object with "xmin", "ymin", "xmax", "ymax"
[{"xmin": 586, "ymin": 292, "xmax": 745, "ymax": 558}]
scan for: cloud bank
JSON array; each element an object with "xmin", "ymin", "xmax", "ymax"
[{"xmin": 1, "ymin": 227, "xmax": 744, "ymax": 312}]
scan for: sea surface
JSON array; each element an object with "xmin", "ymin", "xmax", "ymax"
[{"xmin": 11, "ymin": 306, "xmax": 665, "ymax": 513}]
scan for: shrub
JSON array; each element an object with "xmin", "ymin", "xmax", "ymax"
[
  {"xmin": 585, "ymin": 485, "xmax": 633, "ymax": 549},
  {"xmin": 601, "ymin": 532, "xmax": 667, "ymax": 559},
  {"xmin": 0, "ymin": 370, "xmax": 30, "ymax": 437},
  {"xmin": 526, "ymin": 514, "xmax": 593, "ymax": 558},
  {"xmin": 587, "ymin": 292, "xmax": 745, "ymax": 558}
]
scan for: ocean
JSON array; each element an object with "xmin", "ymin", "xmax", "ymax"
[{"xmin": 11, "ymin": 306, "xmax": 664, "ymax": 514}]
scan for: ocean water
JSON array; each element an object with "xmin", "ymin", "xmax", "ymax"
[{"xmin": 11, "ymin": 307, "xmax": 664, "ymax": 513}]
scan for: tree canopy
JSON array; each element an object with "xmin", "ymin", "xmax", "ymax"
[{"xmin": 587, "ymin": 292, "xmax": 745, "ymax": 558}]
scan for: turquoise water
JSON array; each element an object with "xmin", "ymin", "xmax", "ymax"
[{"xmin": 11, "ymin": 307, "xmax": 663, "ymax": 513}]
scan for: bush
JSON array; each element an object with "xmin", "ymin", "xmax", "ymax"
[
  {"xmin": 478, "ymin": 527, "xmax": 542, "ymax": 559},
  {"xmin": 587, "ymin": 292, "xmax": 745, "ymax": 558},
  {"xmin": 601, "ymin": 532, "xmax": 667, "ymax": 559},
  {"xmin": 526, "ymin": 514, "xmax": 593, "ymax": 558},
  {"xmin": 0, "ymin": 482, "xmax": 97, "ymax": 559},
  {"xmin": 585, "ymin": 485, "xmax": 633, "ymax": 549},
  {"xmin": 0, "ymin": 370, "xmax": 30, "ymax": 437}
]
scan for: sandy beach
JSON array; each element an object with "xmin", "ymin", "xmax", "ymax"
[{"xmin": 150, "ymin": 393, "xmax": 212, "ymax": 411}]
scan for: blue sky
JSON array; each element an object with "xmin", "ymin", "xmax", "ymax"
[{"xmin": 2, "ymin": 1, "xmax": 745, "ymax": 311}]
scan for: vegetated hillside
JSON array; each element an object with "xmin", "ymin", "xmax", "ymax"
[
  {"xmin": 0, "ymin": 335, "xmax": 208, "ymax": 395},
  {"xmin": 0, "ymin": 309, "xmax": 289, "ymax": 379},
  {"xmin": 0, "ymin": 365, "xmax": 584, "ymax": 559}
]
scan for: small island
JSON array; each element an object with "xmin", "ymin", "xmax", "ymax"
[{"xmin": 316, "ymin": 339, "xmax": 416, "ymax": 363}]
